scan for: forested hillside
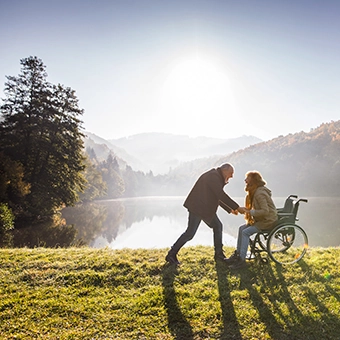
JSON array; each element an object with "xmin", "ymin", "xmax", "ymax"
[
  {"xmin": 167, "ymin": 120, "xmax": 340, "ymax": 197},
  {"xmin": 84, "ymin": 132, "xmax": 261, "ymax": 174},
  {"xmin": 83, "ymin": 120, "xmax": 340, "ymax": 198},
  {"xmin": 109, "ymin": 133, "xmax": 261, "ymax": 174}
]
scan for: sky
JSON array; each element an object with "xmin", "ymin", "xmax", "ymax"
[{"xmin": 1, "ymin": 0, "xmax": 339, "ymax": 141}]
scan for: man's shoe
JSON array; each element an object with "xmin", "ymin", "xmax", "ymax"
[
  {"xmin": 214, "ymin": 252, "xmax": 227, "ymax": 261},
  {"xmin": 223, "ymin": 250, "xmax": 240, "ymax": 265},
  {"xmin": 229, "ymin": 258, "xmax": 247, "ymax": 270},
  {"xmin": 165, "ymin": 252, "xmax": 180, "ymax": 265}
]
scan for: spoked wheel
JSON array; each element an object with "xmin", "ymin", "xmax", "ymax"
[
  {"xmin": 254, "ymin": 232, "xmax": 269, "ymax": 250},
  {"xmin": 267, "ymin": 223, "xmax": 308, "ymax": 265}
]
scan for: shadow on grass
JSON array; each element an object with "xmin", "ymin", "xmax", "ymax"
[
  {"xmin": 293, "ymin": 259, "xmax": 340, "ymax": 339},
  {"xmin": 162, "ymin": 263, "xmax": 194, "ymax": 340},
  {"xmin": 238, "ymin": 263, "xmax": 298, "ymax": 339},
  {"xmin": 215, "ymin": 261, "xmax": 242, "ymax": 340},
  {"xmin": 298, "ymin": 259, "xmax": 340, "ymax": 302},
  {"xmin": 238, "ymin": 260, "xmax": 340, "ymax": 340}
]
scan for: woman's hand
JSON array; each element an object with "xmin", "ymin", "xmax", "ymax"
[{"xmin": 237, "ymin": 207, "xmax": 248, "ymax": 214}]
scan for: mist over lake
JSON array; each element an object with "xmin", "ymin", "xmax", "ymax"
[{"xmin": 62, "ymin": 196, "xmax": 339, "ymax": 249}]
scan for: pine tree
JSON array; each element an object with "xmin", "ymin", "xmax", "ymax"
[
  {"xmin": 0, "ymin": 56, "xmax": 86, "ymax": 225},
  {"xmin": 99, "ymin": 153, "xmax": 125, "ymax": 198}
]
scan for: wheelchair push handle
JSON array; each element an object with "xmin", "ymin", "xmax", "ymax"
[{"xmin": 286, "ymin": 195, "xmax": 308, "ymax": 204}]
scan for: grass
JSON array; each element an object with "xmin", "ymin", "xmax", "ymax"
[{"xmin": 0, "ymin": 246, "xmax": 339, "ymax": 339}]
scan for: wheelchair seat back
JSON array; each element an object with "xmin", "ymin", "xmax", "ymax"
[
  {"xmin": 278, "ymin": 197, "xmax": 294, "ymax": 213},
  {"xmin": 276, "ymin": 195, "xmax": 306, "ymax": 225}
]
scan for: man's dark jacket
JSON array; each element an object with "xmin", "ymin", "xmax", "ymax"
[{"xmin": 183, "ymin": 168, "xmax": 239, "ymax": 222}]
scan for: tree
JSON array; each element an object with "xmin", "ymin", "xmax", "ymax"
[
  {"xmin": 79, "ymin": 155, "xmax": 107, "ymax": 202},
  {"xmin": 0, "ymin": 203, "xmax": 14, "ymax": 247},
  {"xmin": 0, "ymin": 152, "xmax": 30, "ymax": 209},
  {"xmin": 122, "ymin": 165, "xmax": 138, "ymax": 197},
  {"xmin": 0, "ymin": 56, "xmax": 86, "ymax": 226},
  {"xmin": 86, "ymin": 146, "xmax": 98, "ymax": 163},
  {"xmin": 99, "ymin": 153, "xmax": 125, "ymax": 198}
]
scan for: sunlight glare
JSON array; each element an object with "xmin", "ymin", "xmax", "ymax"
[{"xmin": 160, "ymin": 54, "xmax": 237, "ymax": 136}]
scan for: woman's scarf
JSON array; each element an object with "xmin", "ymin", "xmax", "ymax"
[{"xmin": 245, "ymin": 187, "xmax": 257, "ymax": 225}]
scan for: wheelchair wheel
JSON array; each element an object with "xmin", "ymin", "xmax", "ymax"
[
  {"xmin": 267, "ymin": 224, "xmax": 308, "ymax": 265},
  {"xmin": 255, "ymin": 232, "xmax": 268, "ymax": 250}
]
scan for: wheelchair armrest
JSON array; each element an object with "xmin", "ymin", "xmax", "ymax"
[
  {"xmin": 277, "ymin": 213, "xmax": 295, "ymax": 223},
  {"xmin": 277, "ymin": 212, "xmax": 294, "ymax": 218}
]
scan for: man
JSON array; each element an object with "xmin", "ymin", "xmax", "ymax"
[{"xmin": 165, "ymin": 163, "xmax": 245, "ymax": 265}]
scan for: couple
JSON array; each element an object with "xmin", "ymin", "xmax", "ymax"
[{"xmin": 165, "ymin": 163, "xmax": 277, "ymax": 269}]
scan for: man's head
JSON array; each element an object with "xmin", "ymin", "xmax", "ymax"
[{"xmin": 219, "ymin": 163, "xmax": 234, "ymax": 184}]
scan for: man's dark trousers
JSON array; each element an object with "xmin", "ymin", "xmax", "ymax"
[{"xmin": 170, "ymin": 212, "xmax": 224, "ymax": 255}]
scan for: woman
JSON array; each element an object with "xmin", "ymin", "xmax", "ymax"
[{"xmin": 225, "ymin": 171, "xmax": 277, "ymax": 269}]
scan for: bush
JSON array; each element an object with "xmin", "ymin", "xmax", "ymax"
[
  {"xmin": 0, "ymin": 203, "xmax": 14, "ymax": 247},
  {"xmin": 0, "ymin": 203, "xmax": 14, "ymax": 232}
]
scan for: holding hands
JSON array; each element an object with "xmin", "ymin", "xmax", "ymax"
[
  {"xmin": 230, "ymin": 207, "xmax": 248, "ymax": 215},
  {"xmin": 237, "ymin": 207, "xmax": 249, "ymax": 215}
]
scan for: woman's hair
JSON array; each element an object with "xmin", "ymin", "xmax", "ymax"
[{"xmin": 246, "ymin": 171, "xmax": 266, "ymax": 187}]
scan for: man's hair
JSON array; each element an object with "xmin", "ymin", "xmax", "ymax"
[{"xmin": 219, "ymin": 163, "xmax": 234, "ymax": 171}]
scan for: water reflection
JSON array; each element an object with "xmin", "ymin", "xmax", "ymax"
[{"xmin": 61, "ymin": 196, "xmax": 340, "ymax": 249}]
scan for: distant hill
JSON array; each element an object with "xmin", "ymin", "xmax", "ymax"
[
  {"xmin": 83, "ymin": 132, "xmax": 144, "ymax": 171},
  {"xmin": 84, "ymin": 121, "xmax": 340, "ymax": 197},
  {"xmin": 168, "ymin": 120, "xmax": 340, "ymax": 197},
  {"xmin": 83, "ymin": 132, "xmax": 262, "ymax": 174},
  {"xmin": 109, "ymin": 133, "xmax": 262, "ymax": 174}
]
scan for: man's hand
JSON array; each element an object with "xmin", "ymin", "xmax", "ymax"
[
  {"xmin": 237, "ymin": 207, "xmax": 247, "ymax": 214},
  {"xmin": 231, "ymin": 209, "xmax": 239, "ymax": 215}
]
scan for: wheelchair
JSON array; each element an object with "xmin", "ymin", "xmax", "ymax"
[{"xmin": 248, "ymin": 195, "xmax": 308, "ymax": 265}]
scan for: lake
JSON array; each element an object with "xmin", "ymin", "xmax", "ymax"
[{"xmin": 61, "ymin": 196, "xmax": 340, "ymax": 249}]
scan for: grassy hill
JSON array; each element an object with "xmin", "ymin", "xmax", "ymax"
[{"xmin": 0, "ymin": 246, "xmax": 339, "ymax": 339}]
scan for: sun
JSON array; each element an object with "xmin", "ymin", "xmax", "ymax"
[{"xmin": 159, "ymin": 54, "xmax": 236, "ymax": 135}]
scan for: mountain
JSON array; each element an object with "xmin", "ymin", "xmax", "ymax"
[
  {"xmin": 84, "ymin": 121, "xmax": 340, "ymax": 198},
  {"xmin": 108, "ymin": 133, "xmax": 262, "ymax": 174},
  {"xmin": 83, "ymin": 132, "xmax": 262, "ymax": 174},
  {"xmin": 83, "ymin": 132, "xmax": 145, "ymax": 171},
  {"xmin": 167, "ymin": 120, "xmax": 340, "ymax": 197}
]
